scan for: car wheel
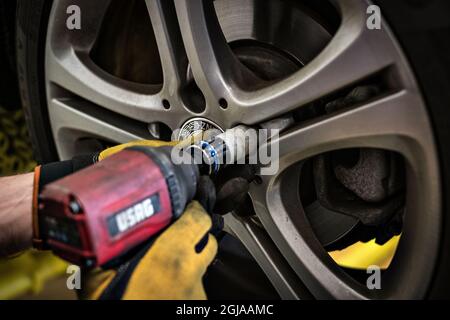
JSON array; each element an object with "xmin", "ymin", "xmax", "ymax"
[{"xmin": 17, "ymin": 0, "xmax": 450, "ymax": 299}]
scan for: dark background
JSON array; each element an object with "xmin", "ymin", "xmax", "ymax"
[{"xmin": 0, "ymin": 1, "xmax": 20, "ymax": 111}]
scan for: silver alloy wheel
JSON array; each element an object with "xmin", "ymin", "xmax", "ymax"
[{"xmin": 44, "ymin": 0, "xmax": 441, "ymax": 299}]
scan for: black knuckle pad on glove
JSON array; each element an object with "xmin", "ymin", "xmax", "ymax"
[{"xmin": 195, "ymin": 176, "xmax": 216, "ymax": 213}]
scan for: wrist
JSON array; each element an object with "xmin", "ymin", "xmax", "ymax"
[{"xmin": 0, "ymin": 173, "xmax": 34, "ymax": 256}]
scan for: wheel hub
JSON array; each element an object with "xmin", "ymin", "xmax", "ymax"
[{"xmin": 177, "ymin": 117, "xmax": 224, "ymax": 141}]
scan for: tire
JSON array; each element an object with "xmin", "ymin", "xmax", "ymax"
[
  {"xmin": 16, "ymin": 0, "xmax": 450, "ymax": 298},
  {"xmin": 0, "ymin": 0, "xmax": 21, "ymax": 110},
  {"xmin": 16, "ymin": 0, "xmax": 57, "ymax": 164},
  {"xmin": 376, "ymin": 0, "xmax": 450, "ymax": 299}
]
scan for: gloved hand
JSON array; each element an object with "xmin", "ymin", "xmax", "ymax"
[
  {"xmin": 32, "ymin": 139, "xmax": 220, "ymax": 300},
  {"xmin": 80, "ymin": 201, "xmax": 217, "ymax": 300},
  {"xmin": 80, "ymin": 174, "xmax": 219, "ymax": 300},
  {"xmin": 31, "ymin": 140, "xmax": 176, "ymax": 248}
]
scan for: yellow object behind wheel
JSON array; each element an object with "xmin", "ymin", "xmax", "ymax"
[{"xmin": 329, "ymin": 236, "xmax": 400, "ymax": 270}]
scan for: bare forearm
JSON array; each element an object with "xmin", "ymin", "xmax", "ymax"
[{"xmin": 0, "ymin": 172, "xmax": 33, "ymax": 257}]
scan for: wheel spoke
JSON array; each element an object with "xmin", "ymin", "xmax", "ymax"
[
  {"xmin": 48, "ymin": 98, "xmax": 145, "ymax": 160},
  {"xmin": 46, "ymin": 49, "xmax": 186, "ymax": 128},
  {"xmin": 249, "ymin": 90, "xmax": 440, "ymax": 299},
  {"xmin": 224, "ymin": 214, "xmax": 312, "ymax": 299},
  {"xmin": 46, "ymin": 0, "xmax": 189, "ymax": 130},
  {"xmin": 233, "ymin": 0, "xmax": 404, "ymax": 125},
  {"xmin": 264, "ymin": 91, "xmax": 432, "ymax": 171},
  {"xmin": 249, "ymin": 167, "xmax": 370, "ymax": 299},
  {"xmin": 47, "ymin": 0, "xmax": 112, "ymax": 52},
  {"xmin": 145, "ymin": 0, "xmax": 186, "ymax": 93},
  {"xmin": 174, "ymin": 0, "xmax": 258, "ymax": 117}
]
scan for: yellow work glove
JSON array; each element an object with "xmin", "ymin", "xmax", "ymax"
[{"xmin": 80, "ymin": 201, "xmax": 218, "ymax": 300}]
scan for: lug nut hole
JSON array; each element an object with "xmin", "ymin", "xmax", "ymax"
[
  {"xmin": 219, "ymin": 98, "xmax": 228, "ymax": 109},
  {"xmin": 253, "ymin": 176, "xmax": 263, "ymax": 185},
  {"xmin": 162, "ymin": 99, "xmax": 171, "ymax": 110}
]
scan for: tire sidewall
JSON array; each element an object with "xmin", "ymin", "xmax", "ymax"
[{"xmin": 16, "ymin": 0, "xmax": 57, "ymax": 164}]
